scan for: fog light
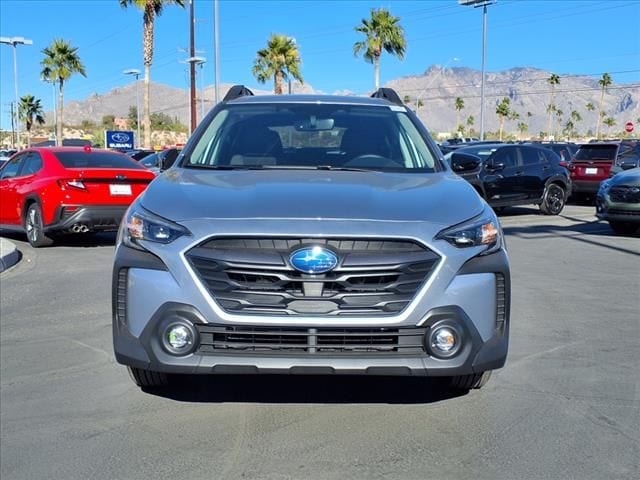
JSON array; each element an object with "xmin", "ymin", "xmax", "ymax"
[
  {"xmin": 162, "ymin": 322, "xmax": 195, "ymax": 355},
  {"xmin": 433, "ymin": 327, "xmax": 456, "ymax": 352},
  {"xmin": 427, "ymin": 325, "xmax": 462, "ymax": 358}
]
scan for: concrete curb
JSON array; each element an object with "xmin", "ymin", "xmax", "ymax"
[{"xmin": 0, "ymin": 237, "xmax": 21, "ymax": 273}]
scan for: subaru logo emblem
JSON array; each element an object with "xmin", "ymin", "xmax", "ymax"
[
  {"xmin": 112, "ymin": 132, "xmax": 130, "ymax": 143},
  {"xmin": 289, "ymin": 246, "xmax": 339, "ymax": 274}
]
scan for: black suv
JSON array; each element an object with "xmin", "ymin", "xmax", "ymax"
[{"xmin": 447, "ymin": 143, "xmax": 571, "ymax": 214}]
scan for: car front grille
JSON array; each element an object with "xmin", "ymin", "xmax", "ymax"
[
  {"xmin": 186, "ymin": 237, "xmax": 440, "ymax": 316},
  {"xmin": 196, "ymin": 324, "xmax": 427, "ymax": 356},
  {"xmin": 609, "ymin": 186, "xmax": 640, "ymax": 204}
]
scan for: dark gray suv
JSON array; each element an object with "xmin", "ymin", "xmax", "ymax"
[{"xmin": 112, "ymin": 87, "xmax": 511, "ymax": 392}]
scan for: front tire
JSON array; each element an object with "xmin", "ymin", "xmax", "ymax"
[
  {"xmin": 448, "ymin": 371, "xmax": 492, "ymax": 391},
  {"xmin": 127, "ymin": 366, "xmax": 169, "ymax": 388},
  {"xmin": 540, "ymin": 184, "xmax": 565, "ymax": 215},
  {"xmin": 609, "ymin": 221, "xmax": 639, "ymax": 235},
  {"xmin": 24, "ymin": 203, "xmax": 54, "ymax": 247}
]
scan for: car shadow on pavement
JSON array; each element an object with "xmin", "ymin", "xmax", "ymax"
[
  {"xmin": 144, "ymin": 374, "xmax": 468, "ymax": 404},
  {"xmin": 0, "ymin": 231, "xmax": 117, "ymax": 248},
  {"xmin": 503, "ymin": 219, "xmax": 640, "ymax": 255}
]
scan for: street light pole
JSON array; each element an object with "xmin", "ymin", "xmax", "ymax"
[
  {"xmin": 123, "ymin": 69, "xmax": 142, "ymax": 148},
  {"xmin": 213, "ymin": 0, "xmax": 220, "ymax": 104},
  {"xmin": 459, "ymin": 1, "xmax": 495, "ymax": 141},
  {"xmin": 1, "ymin": 36, "xmax": 33, "ymax": 149}
]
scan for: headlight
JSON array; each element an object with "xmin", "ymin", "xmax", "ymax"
[
  {"xmin": 120, "ymin": 202, "xmax": 190, "ymax": 250},
  {"xmin": 436, "ymin": 209, "xmax": 502, "ymax": 254},
  {"xmin": 599, "ymin": 179, "xmax": 612, "ymax": 192}
]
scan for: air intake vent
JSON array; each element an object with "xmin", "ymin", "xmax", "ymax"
[
  {"xmin": 116, "ymin": 269, "xmax": 128, "ymax": 326},
  {"xmin": 196, "ymin": 325, "xmax": 427, "ymax": 356},
  {"xmin": 496, "ymin": 273, "xmax": 507, "ymax": 334}
]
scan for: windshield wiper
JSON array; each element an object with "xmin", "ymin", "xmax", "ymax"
[{"xmin": 185, "ymin": 164, "xmax": 377, "ymax": 172}]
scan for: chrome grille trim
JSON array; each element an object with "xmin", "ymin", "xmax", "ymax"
[{"xmin": 186, "ymin": 237, "xmax": 440, "ymax": 316}]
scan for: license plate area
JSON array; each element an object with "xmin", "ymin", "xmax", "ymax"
[
  {"xmin": 109, "ymin": 184, "xmax": 132, "ymax": 195},
  {"xmin": 585, "ymin": 167, "xmax": 598, "ymax": 175}
]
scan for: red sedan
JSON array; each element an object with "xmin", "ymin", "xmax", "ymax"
[{"xmin": 0, "ymin": 147, "xmax": 155, "ymax": 247}]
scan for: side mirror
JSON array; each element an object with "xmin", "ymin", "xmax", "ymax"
[
  {"xmin": 486, "ymin": 161, "xmax": 505, "ymax": 171},
  {"xmin": 451, "ymin": 152, "xmax": 480, "ymax": 172},
  {"xmin": 160, "ymin": 150, "xmax": 180, "ymax": 171},
  {"xmin": 620, "ymin": 159, "xmax": 638, "ymax": 171}
]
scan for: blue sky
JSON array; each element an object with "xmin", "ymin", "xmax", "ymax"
[{"xmin": 1, "ymin": 0, "xmax": 639, "ymax": 130}]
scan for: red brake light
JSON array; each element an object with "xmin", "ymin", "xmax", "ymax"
[{"xmin": 83, "ymin": 145, "xmax": 92, "ymax": 153}]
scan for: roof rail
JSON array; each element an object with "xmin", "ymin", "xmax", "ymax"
[
  {"xmin": 223, "ymin": 85, "xmax": 254, "ymax": 102},
  {"xmin": 370, "ymin": 88, "xmax": 404, "ymax": 106}
]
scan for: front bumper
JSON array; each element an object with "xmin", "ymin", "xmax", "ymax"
[
  {"xmin": 112, "ymin": 241, "xmax": 511, "ymax": 377},
  {"xmin": 595, "ymin": 194, "xmax": 640, "ymax": 223},
  {"xmin": 47, "ymin": 205, "xmax": 128, "ymax": 232}
]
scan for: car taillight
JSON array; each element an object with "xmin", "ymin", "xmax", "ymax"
[
  {"xmin": 567, "ymin": 163, "xmax": 576, "ymax": 171},
  {"xmin": 58, "ymin": 179, "xmax": 86, "ymax": 191},
  {"xmin": 559, "ymin": 161, "xmax": 567, "ymax": 168}
]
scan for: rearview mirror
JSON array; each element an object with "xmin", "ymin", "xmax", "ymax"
[{"xmin": 294, "ymin": 117, "xmax": 334, "ymax": 131}]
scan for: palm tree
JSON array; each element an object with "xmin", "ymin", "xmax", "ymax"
[
  {"xmin": 555, "ymin": 108, "xmax": 564, "ymax": 139},
  {"xmin": 603, "ymin": 117, "xmax": 616, "ymax": 138},
  {"xmin": 517, "ymin": 121, "xmax": 528, "ymax": 140},
  {"xmin": 120, "ymin": 0, "xmax": 185, "ymax": 148},
  {"xmin": 585, "ymin": 102, "xmax": 595, "ymax": 112},
  {"xmin": 454, "ymin": 97, "xmax": 464, "ymax": 132},
  {"xmin": 570, "ymin": 110, "xmax": 582, "ymax": 137},
  {"xmin": 40, "ymin": 39, "xmax": 86, "ymax": 146},
  {"xmin": 546, "ymin": 73, "xmax": 560, "ymax": 139},
  {"xmin": 414, "ymin": 98, "xmax": 424, "ymax": 112},
  {"xmin": 403, "ymin": 94, "xmax": 411, "ymax": 105},
  {"xmin": 353, "ymin": 8, "xmax": 406, "ymax": 90},
  {"xmin": 496, "ymin": 97, "xmax": 511, "ymax": 141},
  {"xmin": 595, "ymin": 73, "xmax": 612, "ymax": 139},
  {"xmin": 252, "ymin": 34, "xmax": 303, "ymax": 95},
  {"xmin": 18, "ymin": 95, "xmax": 45, "ymax": 147}
]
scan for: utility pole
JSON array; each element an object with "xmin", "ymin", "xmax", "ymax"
[{"xmin": 189, "ymin": 0, "xmax": 197, "ymax": 132}]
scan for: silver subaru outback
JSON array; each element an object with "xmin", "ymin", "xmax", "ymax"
[{"xmin": 112, "ymin": 86, "xmax": 510, "ymax": 391}]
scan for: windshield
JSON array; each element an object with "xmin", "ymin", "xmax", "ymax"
[
  {"xmin": 574, "ymin": 145, "xmax": 617, "ymax": 161},
  {"xmin": 455, "ymin": 145, "xmax": 501, "ymax": 161},
  {"xmin": 184, "ymin": 103, "xmax": 438, "ymax": 172}
]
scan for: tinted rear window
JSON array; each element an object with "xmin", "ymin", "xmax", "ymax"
[
  {"xmin": 574, "ymin": 145, "xmax": 617, "ymax": 161},
  {"xmin": 55, "ymin": 151, "xmax": 144, "ymax": 169}
]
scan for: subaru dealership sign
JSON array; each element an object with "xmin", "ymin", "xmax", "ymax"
[{"xmin": 105, "ymin": 130, "xmax": 134, "ymax": 149}]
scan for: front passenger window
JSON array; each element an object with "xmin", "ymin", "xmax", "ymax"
[{"xmin": 493, "ymin": 149, "xmax": 516, "ymax": 168}]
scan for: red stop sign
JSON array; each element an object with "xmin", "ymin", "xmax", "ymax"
[{"xmin": 625, "ymin": 121, "xmax": 634, "ymax": 133}]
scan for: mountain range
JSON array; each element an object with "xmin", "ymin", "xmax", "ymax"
[{"xmin": 58, "ymin": 65, "xmax": 640, "ymax": 138}]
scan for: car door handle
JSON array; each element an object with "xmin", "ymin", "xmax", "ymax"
[
  {"xmin": 542, "ymin": 166, "xmax": 550, "ymax": 171},
  {"xmin": 514, "ymin": 171, "xmax": 523, "ymax": 176}
]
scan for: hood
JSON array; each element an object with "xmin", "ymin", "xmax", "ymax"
[
  {"xmin": 140, "ymin": 168, "xmax": 484, "ymax": 226},
  {"xmin": 612, "ymin": 167, "xmax": 640, "ymax": 185}
]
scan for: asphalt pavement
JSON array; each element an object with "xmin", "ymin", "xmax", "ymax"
[{"xmin": 1, "ymin": 205, "xmax": 639, "ymax": 480}]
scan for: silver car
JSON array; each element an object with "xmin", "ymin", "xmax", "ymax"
[{"xmin": 112, "ymin": 87, "xmax": 511, "ymax": 392}]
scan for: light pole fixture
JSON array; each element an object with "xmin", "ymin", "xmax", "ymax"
[
  {"xmin": 186, "ymin": 56, "xmax": 206, "ymax": 123},
  {"xmin": 123, "ymin": 69, "xmax": 142, "ymax": 148},
  {"xmin": 459, "ymin": 0, "xmax": 495, "ymax": 141},
  {"xmin": 1, "ymin": 36, "xmax": 33, "ymax": 149}
]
